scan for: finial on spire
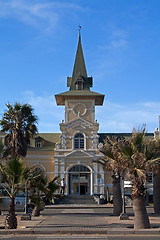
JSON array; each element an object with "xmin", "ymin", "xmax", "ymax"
[{"xmin": 78, "ymin": 24, "xmax": 82, "ymax": 34}]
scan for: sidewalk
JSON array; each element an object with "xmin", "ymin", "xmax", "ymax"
[{"xmin": 0, "ymin": 205, "xmax": 160, "ymax": 235}]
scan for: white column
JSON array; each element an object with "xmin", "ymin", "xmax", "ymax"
[
  {"xmin": 100, "ymin": 164, "xmax": 104, "ymax": 194},
  {"xmin": 92, "ymin": 100, "xmax": 95, "ymax": 123},
  {"xmin": 90, "ymin": 170, "xmax": 93, "ymax": 195},
  {"xmin": 84, "ymin": 135, "xmax": 87, "ymax": 150},
  {"xmin": 93, "ymin": 162, "xmax": 98, "ymax": 194},
  {"xmin": 54, "ymin": 158, "xmax": 59, "ymax": 194},
  {"xmin": 92, "ymin": 131, "xmax": 98, "ymax": 149},
  {"xmin": 60, "ymin": 132, "xmax": 66, "ymax": 149},
  {"xmin": 54, "ymin": 158, "xmax": 59, "ymax": 177},
  {"xmin": 65, "ymin": 101, "xmax": 69, "ymax": 122},
  {"xmin": 61, "ymin": 158, "xmax": 65, "ymax": 179}
]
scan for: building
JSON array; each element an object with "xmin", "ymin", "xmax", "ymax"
[
  {"xmin": 26, "ymin": 32, "xmax": 112, "ymax": 196},
  {"xmin": 0, "ymin": 33, "xmax": 156, "ymax": 197}
]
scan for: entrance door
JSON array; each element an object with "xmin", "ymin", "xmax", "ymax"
[
  {"xmin": 68, "ymin": 165, "xmax": 91, "ymax": 195},
  {"xmin": 70, "ymin": 174, "xmax": 79, "ymax": 195}
]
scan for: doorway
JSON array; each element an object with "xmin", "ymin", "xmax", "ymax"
[{"xmin": 68, "ymin": 165, "xmax": 91, "ymax": 195}]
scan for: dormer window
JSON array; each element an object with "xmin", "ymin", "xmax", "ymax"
[
  {"xmin": 35, "ymin": 136, "xmax": 45, "ymax": 148},
  {"xmin": 36, "ymin": 141, "xmax": 42, "ymax": 148},
  {"xmin": 75, "ymin": 76, "xmax": 84, "ymax": 90}
]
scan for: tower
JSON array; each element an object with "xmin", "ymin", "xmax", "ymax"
[{"xmin": 54, "ymin": 33, "xmax": 105, "ymax": 195}]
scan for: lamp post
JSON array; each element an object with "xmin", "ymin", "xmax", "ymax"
[
  {"xmin": 21, "ymin": 180, "xmax": 31, "ymax": 220},
  {"xmin": 120, "ymin": 176, "xmax": 129, "ymax": 220},
  {"xmin": 24, "ymin": 181, "xmax": 28, "ymax": 214}
]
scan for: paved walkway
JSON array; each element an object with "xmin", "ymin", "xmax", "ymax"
[{"xmin": 0, "ymin": 205, "xmax": 160, "ymax": 235}]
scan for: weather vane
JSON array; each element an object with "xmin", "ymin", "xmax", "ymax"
[{"xmin": 78, "ymin": 24, "xmax": 82, "ymax": 33}]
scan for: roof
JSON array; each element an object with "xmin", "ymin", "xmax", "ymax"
[
  {"xmin": 55, "ymin": 32, "xmax": 105, "ymax": 106},
  {"xmin": 98, "ymin": 133, "xmax": 154, "ymax": 143},
  {"xmin": 70, "ymin": 33, "xmax": 88, "ymax": 90},
  {"xmin": 29, "ymin": 133, "xmax": 61, "ymax": 150},
  {"xmin": 55, "ymin": 90, "xmax": 105, "ymax": 105}
]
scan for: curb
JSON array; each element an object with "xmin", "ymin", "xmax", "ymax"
[{"xmin": 0, "ymin": 229, "xmax": 160, "ymax": 235}]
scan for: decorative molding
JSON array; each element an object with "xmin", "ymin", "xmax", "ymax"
[
  {"xmin": 73, "ymin": 102, "xmax": 87, "ymax": 116},
  {"xmin": 65, "ymin": 119, "xmax": 93, "ymax": 129},
  {"xmin": 26, "ymin": 155, "xmax": 54, "ymax": 159}
]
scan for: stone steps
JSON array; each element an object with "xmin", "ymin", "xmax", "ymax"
[{"xmin": 58, "ymin": 195, "xmax": 96, "ymax": 205}]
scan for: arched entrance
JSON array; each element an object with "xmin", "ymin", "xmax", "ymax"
[{"xmin": 68, "ymin": 164, "xmax": 91, "ymax": 195}]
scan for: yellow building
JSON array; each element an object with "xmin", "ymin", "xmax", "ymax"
[{"xmin": 1, "ymin": 33, "xmax": 155, "ymax": 197}]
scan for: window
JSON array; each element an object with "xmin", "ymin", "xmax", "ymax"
[
  {"xmin": 33, "ymin": 166, "xmax": 45, "ymax": 178},
  {"xmin": 74, "ymin": 133, "xmax": 84, "ymax": 149},
  {"xmin": 75, "ymin": 76, "xmax": 84, "ymax": 90},
  {"xmin": 35, "ymin": 141, "xmax": 42, "ymax": 148},
  {"xmin": 76, "ymin": 80, "xmax": 83, "ymax": 90},
  {"xmin": 69, "ymin": 165, "xmax": 90, "ymax": 172}
]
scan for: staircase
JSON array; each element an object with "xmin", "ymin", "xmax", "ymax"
[{"xmin": 58, "ymin": 195, "xmax": 96, "ymax": 205}]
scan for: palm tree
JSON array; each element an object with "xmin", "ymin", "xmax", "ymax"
[
  {"xmin": 144, "ymin": 138, "xmax": 160, "ymax": 214},
  {"xmin": 0, "ymin": 103, "xmax": 38, "ymax": 158},
  {"xmin": 28, "ymin": 169, "xmax": 59, "ymax": 216},
  {"xmin": 99, "ymin": 137, "xmax": 123, "ymax": 216},
  {"xmin": 153, "ymin": 168, "xmax": 160, "ymax": 214},
  {"xmin": 0, "ymin": 140, "xmax": 3, "ymax": 156},
  {"xmin": 0, "ymin": 157, "xmax": 25, "ymax": 229},
  {"xmin": 100, "ymin": 127, "xmax": 160, "ymax": 229}
]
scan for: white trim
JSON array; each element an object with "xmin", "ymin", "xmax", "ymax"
[
  {"xmin": 26, "ymin": 155, "xmax": 54, "ymax": 159},
  {"xmin": 65, "ymin": 100, "xmax": 94, "ymax": 103},
  {"xmin": 25, "ymin": 159, "xmax": 54, "ymax": 163}
]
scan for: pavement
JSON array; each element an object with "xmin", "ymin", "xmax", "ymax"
[{"xmin": 0, "ymin": 204, "xmax": 160, "ymax": 235}]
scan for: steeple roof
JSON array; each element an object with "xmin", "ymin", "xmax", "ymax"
[
  {"xmin": 55, "ymin": 32, "xmax": 105, "ymax": 106},
  {"xmin": 70, "ymin": 32, "xmax": 87, "ymax": 90}
]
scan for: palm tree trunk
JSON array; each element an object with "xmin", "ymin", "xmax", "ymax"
[
  {"xmin": 133, "ymin": 195, "xmax": 150, "ymax": 229},
  {"xmin": 32, "ymin": 206, "xmax": 41, "ymax": 217},
  {"xmin": 5, "ymin": 197, "xmax": 17, "ymax": 229},
  {"xmin": 153, "ymin": 171, "xmax": 160, "ymax": 214},
  {"xmin": 113, "ymin": 175, "xmax": 122, "ymax": 216}
]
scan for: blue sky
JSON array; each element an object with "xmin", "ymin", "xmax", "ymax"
[{"xmin": 0, "ymin": 0, "xmax": 160, "ymax": 133}]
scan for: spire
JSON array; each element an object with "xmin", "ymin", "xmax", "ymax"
[{"xmin": 70, "ymin": 32, "xmax": 87, "ymax": 90}]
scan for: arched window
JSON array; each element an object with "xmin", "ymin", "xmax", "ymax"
[
  {"xmin": 33, "ymin": 166, "xmax": 45, "ymax": 177},
  {"xmin": 74, "ymin": 133, "xmax": 84, "ymax": 149}
]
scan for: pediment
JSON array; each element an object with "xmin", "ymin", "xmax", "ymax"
[
  {"xmin": 72, "ymin": 124, "xmax": 87, "ymax": 130},
  {"xmin": 65, "ymin": 150, "xmax": 96, "ymax": 158},
  {"xmin": 64, "ymin": 117, "xmax": 94, "ymax": 130}
]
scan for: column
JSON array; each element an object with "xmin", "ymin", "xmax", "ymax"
[
  {"xmin": 60, "ymin": 158, "xmax": 65, "ymax": 179},
  {"xmin": 54, "ymin": 158, "xmax": 59, "ymax": 178},
  {"xmin": 99, "ymin": 164, "xmax": 104, "ymax": 194},
  {"xmin": 93, "ymin": 162, "xmax": 98, "ymax": 194}
]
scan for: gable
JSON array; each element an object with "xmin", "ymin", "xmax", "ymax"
[
  {"xmin": 62, "ymin": 117, "xmax": 95, "ymax": 130},
  {"xmin": 65, "ymin": 150, "xmax": 96, "ymax": 158}
]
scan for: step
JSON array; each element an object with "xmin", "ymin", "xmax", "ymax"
[{"xmin": 58, "ymin": 195, "xmax": 97, "ymax": 205}]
